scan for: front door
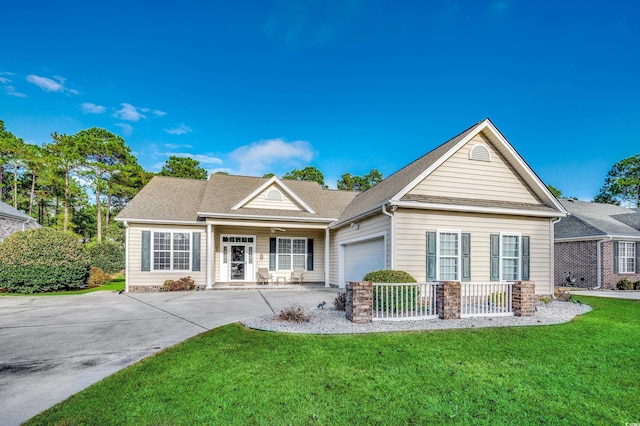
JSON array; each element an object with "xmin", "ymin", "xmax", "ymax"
[
  {"xmin": 230, "ymin": 245, "xmax": 246, "ymax": 280},
  {"xmin": 220, "ymin": 235, "xmax": 255, "ymax": 282}
]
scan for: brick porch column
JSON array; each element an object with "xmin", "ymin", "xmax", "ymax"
[
  {"xmin": 436, "ymin": 281, "xmax": 461, "ymax": 319},
  {"xmin": 346, "ymin": 281, "xmax": 373, "ymax": 323},
  {"xmin": 513, "ymin": 281, "xmax": 536, "ymax": 316}
]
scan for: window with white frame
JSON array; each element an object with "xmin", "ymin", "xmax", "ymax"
[
  {"xmin": 501, "ymin": 234, "xmax": 520, "ymax": 280},
  {"xmin": 438, "ymin": 231, "xmax": 460, "ymax": 281},
  {"xmin": 618, "ymin": 241, "xmax": 636, "ymax": 273},
  {"xmin": 153, "ymin": 232, "xmax": 190, "ymax": 271},
  {"xmin": 277, "ymin": 237, "xmax": 307, "ymax": 270}
]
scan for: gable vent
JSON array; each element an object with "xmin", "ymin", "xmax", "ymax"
[
  {"xmin": 266, "ymin": 189, "xmax": 283, "ymax": 201},
  {"xmin": 469, "ymin": 144, "xmax": 491, "ymax": 162}
]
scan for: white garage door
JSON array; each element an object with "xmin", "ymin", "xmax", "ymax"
[{"xmin": 344, "ymin": 238, "xmax": 385, "ymax": 284}]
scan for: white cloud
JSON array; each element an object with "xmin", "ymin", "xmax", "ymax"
[
  {"xmin": 164, "ymin": 143, "xmax": 193, "ymax": 149},
  {"xmin": 26, "ymin": 74, "xmax": 78, "ymax": 94},
  {"xmin": 164, "ymin": 124, "xmax": 192, "ymax": 135},
  {"xmin": 113, "ymin": 103, "xmax": 145, "ymax": 121},
  {"xmin": 0, "ymin": 76, "xmax": 27, "ymax": 98},
  {"xmin": 229, "ymin": 138, "xmax": 315, "ymax": 175},
  {"xmin": 81, "ymin": 102, "xmax": 106, "ymax": 114},
  {"xmin": 164, "ymin": 152, "xmax": 223, "ymax": 166},
  {"xmin": 153, "ymin": 110, "xmax": 167, "ymax": 117},
  {"xmin": 114, "ymin": 122, "xmax": 134, "ymax": 136}
]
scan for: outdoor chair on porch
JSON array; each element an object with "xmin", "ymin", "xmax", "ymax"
[
  {"xmin": 256, "ymin": 268, "xmax": 272, "ymax": 285},
  {"xmin": 290, "ymin": 268, "xmax": 304, "ymax": 284}
]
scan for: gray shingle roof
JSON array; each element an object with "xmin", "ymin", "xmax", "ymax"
[
  {"xmin": 0, "ymin": 201, "xmax": 37, "ymax": 222},
  {"xmin": 116, "ymin": 174, "xmax": 358, "ymax": 222},
  {"xmin": 401, "ymin": 194, "xmax": 559, "ymax": 213},
  {"xmin": 334, "ymin": 120, "xmax": 484, "ymax": 224},
  {"xmin": 555, "ymin": 199, "xmax": 640, "ymax": 239}
]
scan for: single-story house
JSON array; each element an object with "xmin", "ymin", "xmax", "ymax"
[
  {"xmin": 116, "ymin": 118, "xmax": 566, "ymax": 295},
  {"xmin": 0, "ymin": 201, "xmax": 39, "ymax": 242},
  {"xmin": 554, "ymin": 199, "xmax": 640, "ymax": 289}
]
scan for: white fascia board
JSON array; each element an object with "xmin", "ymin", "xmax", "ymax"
[
  {"xmin": 391, "ymin": 121, "xmax": 487, "ymax": 202},
  {"xmin": 555, "ymin": 235, "xmax": 640, "ymax": 242},
  {"xmin": 197, "ymin": 212, "xmax": 335, "ymax": 223},
  {"xmin": 482, "ymin": 120, "xmax": 568, "ymax": 214},
  {"xmin": 390, "ymin": 200, "xmax": 567, "ymax": 218},
  {"xmin": 230, "ymin": 176, "xmax": 317, "ymax": 214},
  {"xmin": 328, "ymin": 202, "xmax": 388, "ymax": 230},
  {"xmin": 114, "ymin": 218, "xmax": 204, "ymax": 226}
]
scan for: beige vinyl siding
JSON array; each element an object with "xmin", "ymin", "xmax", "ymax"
[
  {"xmin": 394, "ymin": 209, "xmax": 552, "ymax": 294},
  {"xmin": 127, "ymin": 224, "xmax": 207, "ymax": 287},
  {"xmin": 329, "ymin": 213, "xmax": 391, "ymax": 286},
  {"xmin": 212, "ymin": 225, "xmax": 326, "ymax": 282},
  {"xmin": 408, "ymin": 133, "xmax": 542, "ymax": 204},
  {"xmin": 244, "ymin": 185, "xmax": 302, "ymax": 211}
]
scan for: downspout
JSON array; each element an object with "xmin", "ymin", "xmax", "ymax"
[
  {"xmin": 124, "ymin": 221, "xmax": 130, "ymax": 293},
  {"xmin": 595, "ymin": 236, "xmax": 613, "ymax": 290},
  {"xmin": 324, "ymin": 227, "xmax": 330, "ymax": 287},
  {"xmin": 550, "ymin": 217, "xmax": 562, "ymax": 297},
  {"xmin": 206, "ymin": 223, "xmax": 213, "ymax": 290},
  {"xmin": 381, "ymin": 204, "xmax": 395, "ymax": 269}
]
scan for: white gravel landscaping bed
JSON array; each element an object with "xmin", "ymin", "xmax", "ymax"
[{"xmin": 242, "ymin": 301, "xmax": 592, "ymax": 334}]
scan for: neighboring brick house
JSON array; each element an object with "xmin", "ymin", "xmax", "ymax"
[
  {"xmin": 0, "ymin": 201, "xmax": 39, "ymax": 242},
  {"xmin": 554, "ymin": 199, "xmax": 640, "ymax": 289}
]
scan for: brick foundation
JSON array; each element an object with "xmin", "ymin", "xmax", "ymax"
[
  {"xmin": 346, "ymin": 281, "xmax": 373, "ymax": 323},
  {"xmin": 436, "ymin": 281, "xmax": 461, "ymax": 319},
  {"xmin": 513, "ymin": 281, "xmax": 536, "ymax": 316}
]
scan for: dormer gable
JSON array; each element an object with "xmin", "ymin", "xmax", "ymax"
[{"xmin": 231, "ymin": 176, "xmax": 316, "ymax": 213}]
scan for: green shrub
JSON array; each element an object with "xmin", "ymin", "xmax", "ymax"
[
  {"xmin": 85, "ymin": 241, "xmax": 125, "ymax": 274},
  {"xmin": 363, "ymin": 270, "xmax": 417, "ymax": 283},
  {"xmin": 0, "ymin": 228, "xmax": 90, "ymax": 293},
  {"xmin": 634, "ymin": 280, "xmax": 640, "ymax": 291},
  {"xmin": 363, "ymin": 270, "xmax": 418, "ymax": 313},
  {"xmin": 162, "ymin": 276, "xmax": 196, "ymax": 292},
  {"xmin": 87, "ymin": 267, "xmax": 111, "ymax": 287},
  {"xmin": 334, "ymin": 292, "xmax": 346, "ymax": 311},
  {"xmin": 489, "ymin": 292, "xmax": 508, "ymax": 306},
  {"xmin": 616, "ymin": 278, "xmax": 633, "ymax": 290}
]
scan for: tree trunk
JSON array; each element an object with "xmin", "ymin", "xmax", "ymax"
[
  {"xmin": 63, "ymin": 170, "xmax": 70, "ymax": 232},
  {"xmin": 0, "ymin": 164, "xmax": 4, "ymax": 203},
  {"xmin": 13, "ymin": 163, "xmax": 17, "ymax": 208},
  {"xmin": 96, "ymin": 187, "xmax": 102, "ymax": 243},
  {"xmin": 28, "ymin": 171, "xmax": 36, "ymax": 215},
  {"xmin": 105, "ymin": 192, "xmax": 112, "ymax": 239}
]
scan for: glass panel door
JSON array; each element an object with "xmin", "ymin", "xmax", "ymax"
[{"xmin": 230, "ymin": 245, "xmax": 245, "ymax": 280}]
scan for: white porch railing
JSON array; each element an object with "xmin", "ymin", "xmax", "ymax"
[
  {"xmin": 373, "ymin": 282, "xmax": 438, "ymax": 321},
  {"xmin": 460, "ymin": 282, "xmax": 514, "ymax": 317}
]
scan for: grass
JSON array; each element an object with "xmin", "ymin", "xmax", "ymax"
[
  {"xmin": 0, "ymin": 275, "xmax": 125, "ymax": 296},
  {"xmin": 27, "ymin": 296, "xmax": 640, "ymax": 425}
]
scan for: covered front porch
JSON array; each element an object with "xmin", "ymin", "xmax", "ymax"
[{"xmin": 202, "ymin": 219, "xmax": 330, "ymax": 289}]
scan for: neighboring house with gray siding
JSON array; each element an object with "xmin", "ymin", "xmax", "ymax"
[
  {"xmin": 116, "ymin": 118, "xmax": 566, "ymax": 295},
  {"xmin": 554, "ymin": 199, "xmax": 640, "ymax": 289},
  {"xmin": 0, "ymin": 201, "xmax": 39, "ymax": 241}
]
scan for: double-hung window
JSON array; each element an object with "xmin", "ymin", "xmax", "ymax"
[
  {"xmin": 501, "ymin": 234, "xmax": 520, "ymax": 280},
  {"xmin": 153, "ymin": 232, "xmax": 190, "ymax": 271},
  {"xmin": 438, "ymin": 231, "xmax": 460, "ymax": 281},
  {"xmin": 617, "ymin": 241, "xmax": 636, "ymax": 273},
  {"xmin": 277, "ymin": 237, "xmax": 307, "ymax": 270}
]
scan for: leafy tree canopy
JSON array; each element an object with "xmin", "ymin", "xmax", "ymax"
[
  {"xmin": 594, "ymin": 154, "xmax": 640, "ymax": 206},
  {"xmin": 546, "ymin": 184, "xmax": 562, "ymax": 198},
  {"xmin": 262, "ymin": 172, "xmax": 275, "ymax": 179},
  {"xmin": 282, "ymin": 166, "xmax": 327, "ymax": 188},
  {"xmin": 338, "ymin": 169, "xmax": 383, "ymax": 192},
  {"xmin": 159, "ymin": 156, "xmax": 208, "ymax": 179}
]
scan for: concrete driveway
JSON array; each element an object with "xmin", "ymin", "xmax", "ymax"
[{"xmin": 0, "ymin": 287, "xmax": 339, "ymax": 426}]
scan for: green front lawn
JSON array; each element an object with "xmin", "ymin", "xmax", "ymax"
[
  {"xmin": 0, "ymin": 275, "xmax": 125, "ymax": 296},
  {"xmin": 27, "ymin": 297, "xmax": 640, "ymax": 425}
]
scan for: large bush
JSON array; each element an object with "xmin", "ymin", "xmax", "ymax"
[
  {"xmin": 0, "ymin": 228, "xmax": 90, "ymax": 293},
  {"xmin": 85, "ymin": 241, "xmax": 125, "ymax": 274},
  {"xmin": 363, "ymin": 270, "xmax": 417, "ymax": 313}
]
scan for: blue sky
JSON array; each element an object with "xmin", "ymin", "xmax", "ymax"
[{"xmin": 1, "ymin": 0, "xmax": 638, "ymax": 199}]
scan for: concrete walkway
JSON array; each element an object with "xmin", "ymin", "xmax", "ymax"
[
  {"xmin": 566, "ymin": 289, "xmax": 640, "ymax": 300},
  {"xmin": 0, "ymin": 287, "xmax": 339, "ymax": 426}
]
